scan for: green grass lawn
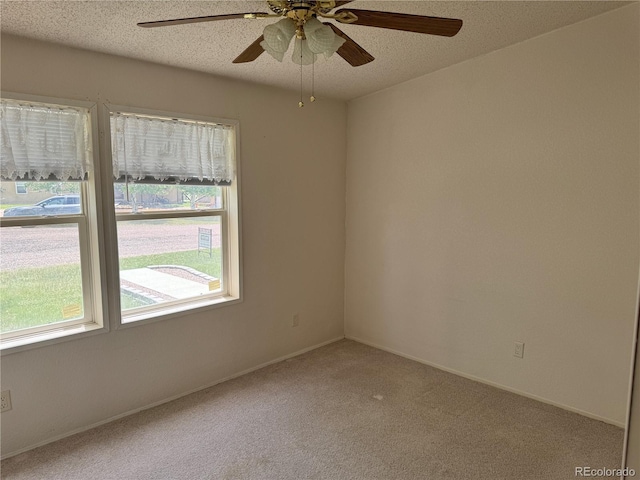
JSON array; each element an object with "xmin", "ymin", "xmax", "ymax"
[
  {"xmin": 119, "ymin": 249, "xmax": 221, "ymax": 275},
  {"xmin": 0, "ymin": 263, "xmax": 83, "ymax": 333},
  {"xmin": 0, "ymin": 249, "xmax": 222, "ymax": 333}
]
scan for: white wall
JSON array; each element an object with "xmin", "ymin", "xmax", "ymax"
[
  {"xmin": 2, "ymin": 3, "xmax": 639, "ymax": 458},
  {"xmin": 345, "ymin": 4, "xmax": 639, "ymax": 426},
  {"xmin": 626, "ymin": 311, "xmax": 640, "ymax": 473},
  {"xmin": 0, "ymin": 35, "xmax": 346, "ymax": 456}
]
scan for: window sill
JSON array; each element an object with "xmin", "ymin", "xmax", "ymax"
[
  {"xmin": 0, "ymin": 296, "xmax": 241, "ymax": 354},
  {"xmin": 118, "ymin": 294, "xmax": 242, "ymax": 329},
  {"xmin": 1, "ymin": 322, "xmax": 107, "ymax": 355}
]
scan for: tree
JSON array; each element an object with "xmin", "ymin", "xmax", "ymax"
[
  {"xmin": 178, "ymin": 185, "xmax": 219, "ymax": 209},
  {"xmin": 114, "ymin": 183, "xmax": 171, "ymax": 213}
]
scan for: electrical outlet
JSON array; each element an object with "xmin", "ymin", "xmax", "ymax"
[
  {"xmin": 514, "ymin": 342, "xmax": 525, "ymax": 359},
  {"xmin": 292, "ymin": 313, "xmax": 299, "ymax": 328},
  {"xmin": 1, "ymin": 390, "xmax": 12, "ymax": 413}
]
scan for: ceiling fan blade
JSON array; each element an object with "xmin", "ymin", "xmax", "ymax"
[
  {"xmin": 233, "ymin": 35, "xmax": 265, "ymax": 63},
  {"xmin": 335, "ymin": 9, "xmax": 463, "ymax": 37},
  {"xmin": 138, "ymin": 13, "xmax": 270, "ymax": 28},
  {"xmin": 325, "ymin": 23, "xmax": 374, "ymax": 67},
  {"xmin": 333, "ymin": 1, "xmax": 355, "ymax": 7}
]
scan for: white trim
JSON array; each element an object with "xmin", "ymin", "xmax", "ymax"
[
  {"xmin": 0, "ymin": 336, "xmax": 345, "ymax": 460},
  {"xmin": 98, "ymin": 102, "xmax": 124, "ymax": 331},
  {"xmin": 105, "ymin": 103, "xmax": 239, "ymax": 133},
  {"xmin": 0, "ymin": 92, "xmax": 96, "ymax": 112},
  {"xmin": 0, "ymin": 322, "xmax": 106, "ymax": 355},
  {"xmin": 85, "ymin": 101, "xmax": 111, "ymax": 339},
  {"xmin": 226, "ymin": 122, "xmax": 243, "ymax": 302},
  {"xmin": 118, "ymin": 296, "xmax": 241, "ymax": 329},
  {"xmin": 0, "ymin": 215, "xmax": 85, "ymax": 227},
  {"xmin": 622, "ymin": 255, "xmax": 640, "ymax": 469},
  {"xmin": 346, "ymin": 335, "xmax": 625, "ymax": 428},
  {"xmin": 116, "ymin": 210, "xmax": 224, "ymax": 221}
]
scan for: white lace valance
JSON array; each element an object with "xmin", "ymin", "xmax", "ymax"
[
  {"xmin": 110, "ymin": 112, "xmax": 235, "ymax": 185},
  {"xmin": 0, "ymin": 99, "xmax": 92, "ymax": 181}
]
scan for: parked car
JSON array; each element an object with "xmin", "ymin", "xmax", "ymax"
[{"xmin": 3, "ymin": 195, "xmax": 81, "ymax": 217}]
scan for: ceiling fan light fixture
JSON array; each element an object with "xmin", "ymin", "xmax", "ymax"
[
  {"xmin": 138, "ymin": 4, "xmax": 463, "ymax": 69},
  {"xmin": 260, "ymin": 18, "xmax": 296, "ymax": 61},
  {"xmin": 260, "ymin": 16, "xmax": 347, "ymax": 65}
]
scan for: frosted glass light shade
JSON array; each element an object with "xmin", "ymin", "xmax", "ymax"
[
  {"xmin": 292, "ymin": 38, "xmax": 315, "ymax": 65},
  {"xmin": 304, "ymin": 18, "xmax": 344, "ymax": 56},
  {"xmin": 260, "ymin": 18, "xmax": 296, "ymax": 62},
  {"xmin": 259, "ymin": 17, "xmax": 345, "ymax": 64},
  {"xmin": 323, "ymin": 33, "xmax": 346, "ymax": 59}
]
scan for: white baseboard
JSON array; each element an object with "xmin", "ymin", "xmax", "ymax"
[
  {"xmin": 1, "ymin": 336, "xmax": 345, "ymax": 460},
  {"xmin": 346, "ymin": 335, "xmax": 625, "ymax": 428}
]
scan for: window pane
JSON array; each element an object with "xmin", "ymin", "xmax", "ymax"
[
  {"xmin": 0, "ymin": 224, "xmax": 84, "ymax": 333},
  {"xmin": 1, "ymin": 181, "xmax": 82, "ymax": 217},
  {"xmin": 114, "ymin": 184, "xmax": 222, "ymax": 214},
  {"xmin": 117, "ymin": 216, "xmax": 223, "ymax": 313}
]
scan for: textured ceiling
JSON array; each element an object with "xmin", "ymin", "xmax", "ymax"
[{"xmin": 0, "ymin": 1, "xmax": 631, "ymax": 100}]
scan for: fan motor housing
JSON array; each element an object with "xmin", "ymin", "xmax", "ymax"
[{"xmin": 268, "ymin": 1, "xmax": 338, "ymax": 17}]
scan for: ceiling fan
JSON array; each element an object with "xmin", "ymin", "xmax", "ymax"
[{"xmin": 137, "ymin": 1, "xmax": 463, "ymax": 68}]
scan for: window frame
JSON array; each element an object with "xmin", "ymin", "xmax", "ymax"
[
  {"xmin": 0, "ymin": 95, "xmax": 242, "ymax": 353},
  {"xmin": 0, "ymin": 92, "xmax": 109, "ymax": 354},
  {"xmin": 102, "ymin": 104, "xmax": 243, "ymax": 330}
]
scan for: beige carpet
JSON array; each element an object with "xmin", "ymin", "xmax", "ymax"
[{"xmin": 1, "ymin": 340, "xmax": 623, "ymax": 479}]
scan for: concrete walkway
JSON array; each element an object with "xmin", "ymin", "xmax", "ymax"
[{"xmin": 120, "ymin": 268, "xmax": 210, "ymax": 299}]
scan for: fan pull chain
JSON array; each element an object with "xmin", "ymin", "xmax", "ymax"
[
  {"xmin": 310, "ymin": 54, "xmax": 316, "ymax": 102},
  {"xmin": 299, "ymin": 42, "xmax": 304, "ymax": 108}
]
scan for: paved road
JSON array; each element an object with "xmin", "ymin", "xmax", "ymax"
[{"xmin": 0, "ymin": 222, "xmax": 222, "ymax": 271}]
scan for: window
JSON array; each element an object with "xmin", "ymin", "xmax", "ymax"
[
  {"xmin": 109, "ymin": 109, "xmax": 241, "ymax": 324},
  {"xmin": 0, "ymin": 96, "xmax": 105, "ymax": 349},
  {"xmin": 0, "ymin": 96, "xmax": 241, "ymax": 351}
]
